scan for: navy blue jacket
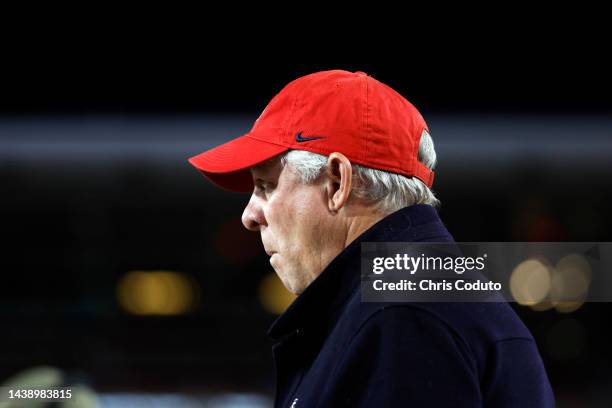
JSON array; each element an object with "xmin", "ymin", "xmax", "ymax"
[{"xmin": 267, "ymin": 204, "xmax": 555, "ymax": 407}]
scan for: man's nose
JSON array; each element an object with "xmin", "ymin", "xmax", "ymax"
[{"xmin": 241, "ymin": 195, "xmax": 266, "ymax": 231}]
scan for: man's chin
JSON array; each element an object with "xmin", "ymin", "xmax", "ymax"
[
  {"xmin": 276, "ymin": 275, "xmax": 299, "ymax": 295},
  {"xmin": 272, "ymin": 269, "xmax": 302, "ymax": 296}
]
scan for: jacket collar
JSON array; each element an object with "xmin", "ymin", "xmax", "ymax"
[{"xmin": 267, "ymin": 204, "xmax": 446, "ymax": 342}]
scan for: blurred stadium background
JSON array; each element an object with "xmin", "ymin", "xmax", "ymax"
[{"xmin": 1, "ymin": 47, "xmax": 611, "ymax": 407}]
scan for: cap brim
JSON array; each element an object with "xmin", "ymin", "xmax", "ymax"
[{"xmin": 188, "ymin": 134, "xmax": 289, "ymax": 192}]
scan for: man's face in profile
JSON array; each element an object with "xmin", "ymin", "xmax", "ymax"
[{"xmin": 241, "ymin": 156, "xmax": 344, "ymax": 294}]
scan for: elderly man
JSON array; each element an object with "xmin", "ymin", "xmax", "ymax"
[{"xmin": 189, "ymin": 70, "xmax": 555, "ymax": 407}]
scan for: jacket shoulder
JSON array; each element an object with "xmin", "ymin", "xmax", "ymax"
[
  {"xmin": 325, "ymin": 299, "xmax": 554, "ymax": 407},
  {"xmin": 337, "ymin": 291, "xmax": 536, "ymax": 375}
]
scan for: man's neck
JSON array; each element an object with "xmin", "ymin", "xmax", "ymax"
[{"xmin": 343, "ymin": 206, "xmax": 388, "ymax": 249}]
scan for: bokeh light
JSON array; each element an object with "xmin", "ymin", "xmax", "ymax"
[
  {"xmin": 117, "ymin": 270, "xmax": 200, "ymax": 316},
  {"xmin": 510, "ymin": 258, "xmax": 552, "ymax": 306},
  {"xmin": 257, "ymin": 273, "xmax": 296, "ymax": 315},
  {"xmin": 550, "ymin": 254, "xmax": 591, "ymax": 313},
  {"xmin": 511, "ymin": 253, "xmax": 592, "ymax": 313}
]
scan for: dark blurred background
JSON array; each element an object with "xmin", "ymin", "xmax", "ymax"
[{"xmin": 1, "ymin": 33, "xmax": 611, "ymax": 407}]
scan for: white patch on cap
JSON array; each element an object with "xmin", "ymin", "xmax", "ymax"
[{"xmin": 422, "ymin": 128, "xmax": 430, "ymax": 139}]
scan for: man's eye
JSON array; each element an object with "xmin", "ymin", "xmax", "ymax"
[{"xmin": 255, "ymin": 179, "xmax": 272, "ymax": 193}]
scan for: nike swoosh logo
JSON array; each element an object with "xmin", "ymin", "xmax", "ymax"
[{"xmin": 295, "ymin": 131, "xmax": 324, "ymax": 142}]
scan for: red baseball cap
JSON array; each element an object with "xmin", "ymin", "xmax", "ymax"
[{"xmin": 188, "ymin": 69, "xmax": 434, "ymax": 192}]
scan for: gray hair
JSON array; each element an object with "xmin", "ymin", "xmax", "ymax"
[{"xmin": 279, "ymin": 131, "xmax": 440, "ymax": 213}]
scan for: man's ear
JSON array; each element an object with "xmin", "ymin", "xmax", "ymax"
[{"xmin": 325, "ymin": 152, "xmax": 353, "ymax": 213}]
